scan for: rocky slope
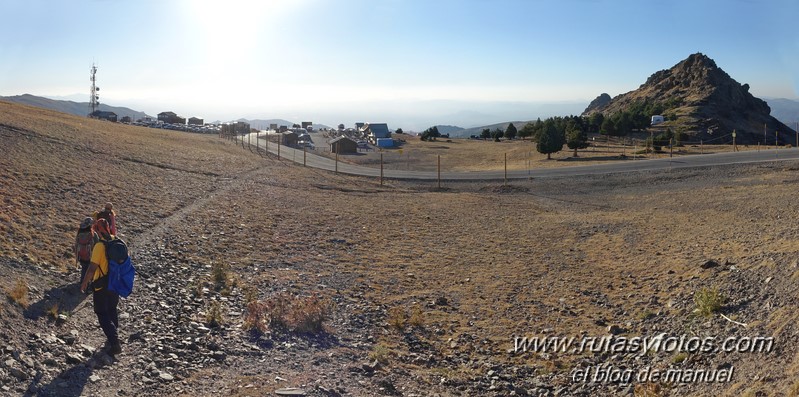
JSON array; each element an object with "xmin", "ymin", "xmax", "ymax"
[{"xmin": 582, "ymin": 53, "xmax": 794, "ymax": 144}]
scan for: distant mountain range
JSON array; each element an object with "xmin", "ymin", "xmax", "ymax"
[
  {"xmin": 764, "ymin": 98, "xmax": 799, "ymax": 128},
  {"xmin": 0, "ymin": 94, "xmax": 151, "ymax": 121},
  {"xmin": 217, "ymin": 119, "xmax": 331, "ymax": 130}
]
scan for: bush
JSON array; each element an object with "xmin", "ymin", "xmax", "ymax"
[
  {"xmin": 387, "ymin": 306, "xmax": 406, "ymax": 330},
  {"xmin": 408, "ymin": 306, "xmax": 424, "ymax": 327},
  {"xmin": 634, "ymin": 382, "xmax": 665, "ymax": 397},
  {"xmin": 369, "ymin": 343, "xmax": 392, "ymax": 365},
  {"xmin": 694, "ymin": 288, "xmax": 724, "ymax": 317},
  {"xmin": 211, "ymin": 262, "xmax": 228, "ymax": 289},
  {"xmin": 245, "ymin": 292, "xmax": 330, "ymax": 335},
  {"xmin": 6, "ymin": 279, "xmax": 29, "ymax": 308},
  {"xmin": 205, "ymin": 300, "xmax": 224, "ymax": 327}
]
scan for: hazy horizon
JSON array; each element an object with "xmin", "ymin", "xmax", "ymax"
[{"xmin": 2, "ymin": 0, "xmax": 798, "ymax": 130}]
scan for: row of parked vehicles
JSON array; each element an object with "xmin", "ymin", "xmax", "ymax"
[{"xmin": 126, "ymin": 121, "xmax": 220, "ymax": 134}]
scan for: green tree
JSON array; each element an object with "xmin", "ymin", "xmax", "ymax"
[
  {"xmin": 518, "ymin": 122, "xmax": 534, "ymax": 140},
  {"xmin": 420, "ymin": 126, "xmax": 440, "ymax": 141},
  {"xmin": 395, "ymin": 128, "xmax": 404, "ymax": 134},
  {"xmin": 589, "ymin": 113, "xmax": 604, "ymax": 133},
  {"xmin": 614, "ymin": 112, "xmax": 632, "ymax": 136},
  {"xmin": 536, "ymin": 120, "xmax": 564, "ymax": 159},
  {"xmin": 566, "ymin": 123, "xmax": 589, "ymax": 157},
  {"xmin": 480, "ymin": 128, "xmax": 491, "ymax": 140},
  {"xmin": 491, "ymin": 128, "xmax": 504, "ymax": 142},
  {"xmin": 505, "ymin": 123, "xmax": 517, "ymax": 140},
  {"xmin": 600, "ymin": 118, "xmax": 616, "ymax": 136}
]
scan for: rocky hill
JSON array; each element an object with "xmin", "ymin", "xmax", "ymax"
[{"xmin": 582, "ymin": 53, "xmax": 795, "ymax": 144}]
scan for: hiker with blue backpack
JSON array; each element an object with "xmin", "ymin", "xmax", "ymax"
[{"xmin": 80, "ymin": 218, "xmax": 135, "ymax": 355}]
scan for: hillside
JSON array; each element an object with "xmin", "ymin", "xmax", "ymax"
[
  {"xmin": 582, "ymin": 53, "xmax": 794, "ymax": 144},
  {"xmin": 1, "ymin": 94, "xmax": 150, "ymax": 121},
  {"xmin": 3, "ymin": 99, "xmax": 799, "ymax": 396}
]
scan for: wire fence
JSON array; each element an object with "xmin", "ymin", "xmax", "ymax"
[{"xmin": 219, "ymin": 129, "xmax": 797, "ymax": 183}]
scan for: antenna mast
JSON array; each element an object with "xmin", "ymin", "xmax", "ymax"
[{"xmin": 89, "ymin": 63, "xmax": 100, "ymax": 116}]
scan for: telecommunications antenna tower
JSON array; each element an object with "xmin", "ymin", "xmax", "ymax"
[{"xmin": 89, "ymin": 63, "xmax": 100, "ymax": 116}]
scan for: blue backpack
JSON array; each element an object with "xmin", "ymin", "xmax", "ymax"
[{"xmin": 101, "ymin": 238, "xmax": 136, "ymax": 298}]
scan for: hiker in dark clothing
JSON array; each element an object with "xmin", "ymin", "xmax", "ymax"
[
  {"xmin": 80, "ymin": 218, "xmax": 122, "ymax": 355},
  {"xmin": 74, "ymin": 217, "xmax": 98, "ymax": 287}
]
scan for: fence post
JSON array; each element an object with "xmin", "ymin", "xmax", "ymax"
[
  {"xmin": 380, "ymin": 153, "xmax": 383, "ymax": 186},
  {"xmin": 256, "ymin": 130, "xmax": 260, "ymax": 154},
  {"xmin": 670, "ymin": 138, "xmax": 673, "ymax": 158},
  {"xmin": 277, "ymin": 138, "xmax": 281, "ymax": 159},
  {"xmin": 437, "ymin": 155, "xmax": 441, "ymax": 189},
  {"xmin": 303, "ymin": 146, "xmax": 307, "ymax": 166},
  {"xmin": 504, "ymin": 153, "xmax": 507, "ymax": 186},
  {"xmin": 335, "ymin": 144, "xmax": 338, "ymax": 174}
]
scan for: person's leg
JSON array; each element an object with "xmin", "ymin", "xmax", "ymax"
[
  {"xmin": 80, "ymin": 261, "xmax": 89, "ymax": 286},
  {"xmin": 93, "ymin": 289, "xmax": 119, "ymax": 346}
]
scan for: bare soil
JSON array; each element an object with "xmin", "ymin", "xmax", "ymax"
[{"xmin": 1, "ymin": 100, "xmax": 798, "ymax": 397}]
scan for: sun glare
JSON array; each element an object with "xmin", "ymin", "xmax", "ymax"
[{"xmin": 183, "ymin": 0, "xmax": 304, "ymax": 53}]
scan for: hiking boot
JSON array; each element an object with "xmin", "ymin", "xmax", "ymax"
[
  {"xmin": 110, "ymin": 342, "xmax": 122, "ymax": 355},
  {"xmin": 105, "ymin": 341, "xmax": 122, "ymax": 355}
]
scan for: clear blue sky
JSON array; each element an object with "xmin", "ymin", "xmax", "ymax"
[{"xmin": 1, "ymin": 0, "xmax": 797, "ymax": 129}]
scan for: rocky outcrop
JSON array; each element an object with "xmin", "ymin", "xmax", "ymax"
[
  {"xmin": 584, "ymin": 93, "xmax": 611, "ymax": 115},
  {"xmin": 582, "ymin": 53, "xmax": 795, "ymax": 144}
]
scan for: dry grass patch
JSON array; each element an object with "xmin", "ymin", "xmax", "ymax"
[
  {"xmin": 244, "ymin": 292, "xmax": 330, "ymax": 335},
  {"xmin": 6, "ymin": 279, "xmax": 29, "ymax": 308},
  {"xmin": 634, "ymin": 382, "xmax": 666, "ymax": 397}
]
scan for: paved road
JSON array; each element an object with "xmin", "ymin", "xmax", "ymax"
[{"xmin": 241, "ymin": 134, "xmax": 799, "ymax": 180}]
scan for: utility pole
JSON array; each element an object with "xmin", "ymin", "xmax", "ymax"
[
  {"xmin": 732, "ymin": 130, "xmax": 737, "ymax": 152},
  {"xmin": 669, "ymin": 138, "xmax": 673, "ymax": 158}
]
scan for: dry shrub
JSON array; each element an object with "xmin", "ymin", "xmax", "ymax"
[
  {"xmin": 244, "ymin": 292, "xmax": 330, "ymax": 335},
  {"xmin": 211, "ymin": 262, "xmax": 228, "ymax": 289},
  {"xmin": 634, "ymin": 382, "xmax": 665, "ymax": 397},
  {"xmin": 6, "ymin": 279, "xmax": 29, "ymax": 308},
  {"xmin": 694, "ymin": 287, "xmax": 724, "ymax": 317},
  {"xmin": 408, "ymin": 306, "xmax": 424, "ymax": 327},
  {"xmin": 387, "ymin": 306, "xmax": 406, "ymax": 330},
  {"xmin": 369, "ymin": 343, "xmax": 392, "ymax": 365},
  {"xmin": 289, "ymin": 294, "xmax": 328, "ymax": 334},
  {"xmin": 205, "ymin": 300, "xmax": 224, "ymax": 327},
  {"xmin": 244, "ymin": 300, "xmax": 269, "ymax": 334}
]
